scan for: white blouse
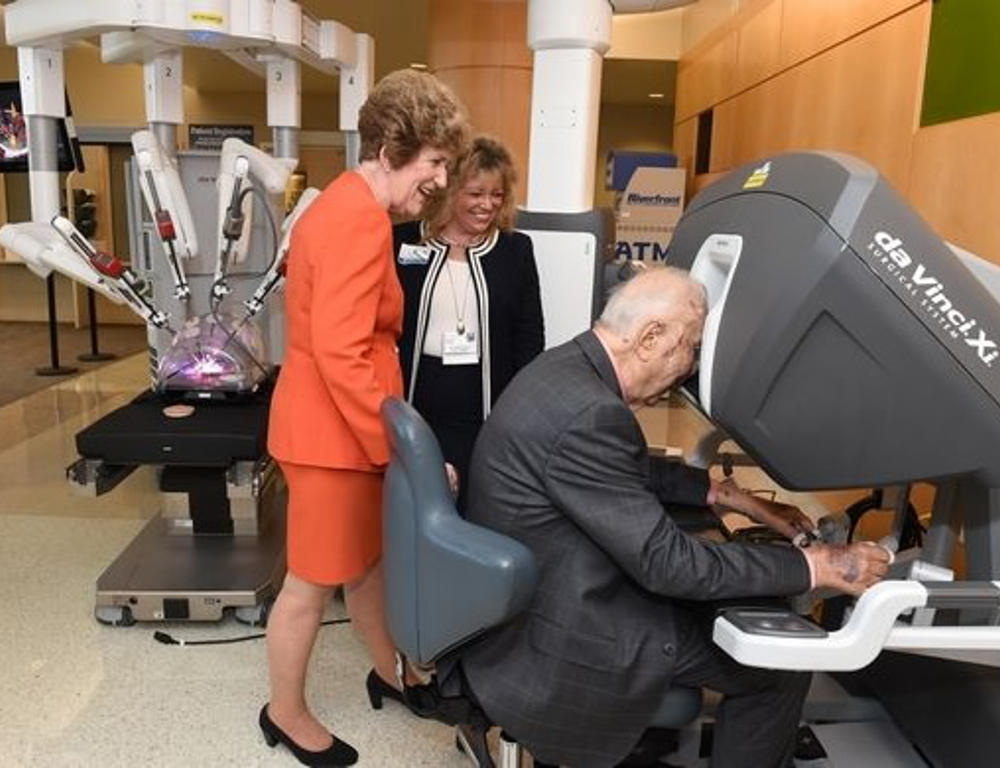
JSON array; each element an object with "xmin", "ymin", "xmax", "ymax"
[{"xmin": 422, "ymin": 257, "xmax": 481, "ymax": 357}]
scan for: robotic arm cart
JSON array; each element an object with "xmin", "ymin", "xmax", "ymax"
[{"xmin": 1, "ymin": 0, "xmax": 373, "ymax": 631}]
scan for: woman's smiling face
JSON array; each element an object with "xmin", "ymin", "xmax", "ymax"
[
  {"xmin": 450, "ymin": 168, "xmax": 505, "ymax": 239},
  {"xmin": 386, "ymin": 146, "xmax": 451, "ymax": 217}
]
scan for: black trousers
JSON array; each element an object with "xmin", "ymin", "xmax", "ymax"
[
  {"xmin": 412, "ymin": 355, "xmax": 483, "ymax": 515},
  {"xmin": 670, "ymin": 602, "xmax": 812, "ymax": 768}
]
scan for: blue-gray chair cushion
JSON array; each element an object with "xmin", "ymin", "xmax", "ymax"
[{"xmin": 381, "ymin": 398, "xmax": 539, "ymax": 664}]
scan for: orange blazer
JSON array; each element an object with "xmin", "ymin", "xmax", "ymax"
[{"xmin": 268, "ymin": 171, "xmax": 404, "ymax": 471}]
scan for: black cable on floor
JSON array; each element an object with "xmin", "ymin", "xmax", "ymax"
[{"xmin": 153, "ymin": 617, "xmax": 351, "ymax": 647}]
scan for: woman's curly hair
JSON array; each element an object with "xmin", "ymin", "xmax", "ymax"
[{"xmin": 357, "ymin": 70, "xmax": 470, "ymax": 169}]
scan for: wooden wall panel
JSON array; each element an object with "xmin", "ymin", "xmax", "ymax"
[
  {"xmin": 428, "ymin": 0, "xmax": 532, "ymax": 203},
  {"xmin": 672, "ymin": 116, "xmax": 698, "ymax": 190},
  {"xmin": 783, "ymin": 7, "xmax": 925, "ymax": 189},
  {"xmin": 708, "ymin": 96, "xmax": 740, "ymax": 171},
  {"xmin": 428, "ymin": 0, "xmax": 531, "ymax": 72},
  {"xmin": 676, "ymin": 0, "xmax": 925, "ymax": 118},
  {"xmin": 434, "ymin": 67, "xmax": 532, "ymax": 191},
  {"xmin": 909, "ymin": 112, "xmax": 1000, "ymax": 262},
  {"xmin": 704, "ymin": 5, "xmax": 927, "ymax": 191},
  {"xmin": 675, "ymin": 31, "xmax": 739, "ymax": 122},
  {"xmin": 735, "ymin": 0, "xmax": 783, "ymax": 92},
  {"xmin": 681, "ymin": 0, "xmax": 741, "ymax": 54},
  {"xmin": 718, "ymin": 75, "xmax": 792, "ymax": 169},
  {"xmin": 779, "ymin": 0, "xmax": 922, "ymax": 69}
]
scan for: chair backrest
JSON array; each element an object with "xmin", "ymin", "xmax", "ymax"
[{"xmin": 381, "ymin": 397, "xmax": 539, "ymax": 665}]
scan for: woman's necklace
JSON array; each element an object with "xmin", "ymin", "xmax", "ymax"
[
  {"xmin": 443, "ymin": 259, "xmax": 473, "ymax": 336},
  {"xmin": 440, "ymin": 232, "xmax": 486, "ymax": 249}
]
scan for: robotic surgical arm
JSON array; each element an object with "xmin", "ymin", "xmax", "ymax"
[
  {"xmin": 242, "ymin": 186, "xmax": 320, "ymax": 318},
  {"xmin": 132, "ymin": 130, "xmax": 198, "ymax": 302},
  {"xmin": 50, "ymin": 216, "xmax": 172, "ymax": 330},
  {"xmin": 212, "ymin": 138, "xmax": 297, "ymax": 301},
  {"xmin": 0, "ymin": 217, "xmax": 172, "ymax": 330},
  {"xmin": 0, "ymin": 220, "xmax": 125, "ymax": 301}
]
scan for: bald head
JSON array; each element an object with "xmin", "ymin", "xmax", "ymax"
[
  {"xmin": 595, "ymin": 266, "xmax": 707, "ymax": 407},
  {"xmin": 598, "ymin": 266, "xmax": 706, "ymax": 340}
]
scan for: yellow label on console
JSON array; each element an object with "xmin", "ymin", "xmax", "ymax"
[
  {"xmin": 743, "ymin": 160, "xmax": 772, "ymax": 189},
  {"xmin": 190, "ymin": 12, "xmax": 225, "ymax": 26}
]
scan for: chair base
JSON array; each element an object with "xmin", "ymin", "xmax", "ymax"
[
  {"xmin": 455, "ymin": 725, "xmax": 525, "ymax": 768},
  {"xmin": 499, "ymin": 731, "xmax": 523, "ymax": 768},
  {"xmin": 456, "ymin": 723, "xmax": 495, "ymax": 768}
]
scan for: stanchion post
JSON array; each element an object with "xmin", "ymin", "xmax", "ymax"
[
  {"xmin": 35, "ymin": 273, "xmax": 77, "ymax": 376},
  {"xmin": 77, "ymin": 287, "xmax": 116, "ymax": 362}
]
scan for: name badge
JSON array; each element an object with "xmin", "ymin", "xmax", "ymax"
[
  {"xmin": 442, "ymin": 330, "xmax": 479, "ymax": 365},
  {"xmin": 398, "ymin": 243, "xmax": 431, "ymax": 265}
]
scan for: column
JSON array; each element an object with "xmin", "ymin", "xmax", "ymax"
[{"xmin": 428, "ymin": 0, "xmax": 533, "ymax": 202}]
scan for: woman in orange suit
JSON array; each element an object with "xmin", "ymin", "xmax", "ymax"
[{"xmin": 260, "ymin": 70, "xmax": 469, "ymax": 767}]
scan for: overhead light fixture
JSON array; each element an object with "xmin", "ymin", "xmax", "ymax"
[
  {"xmin": 648, "ymin": 92, "xmax": 665, "ymax": 99},
  {"xmin": 613, "ymin": 1, "xmax": 698, "ymax": 11},
  {"xmin": 410, "ymin": 63, "xmax": 428, "ymax": 71}
]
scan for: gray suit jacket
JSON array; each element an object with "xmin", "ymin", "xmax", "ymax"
[{"xmin": 460, "ymin": 330, "xmax": 811, "ymax": 767}]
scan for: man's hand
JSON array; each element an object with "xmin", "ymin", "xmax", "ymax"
[
  {"xmin": 803, "ymin": 542, "xmax": 892, "ymax": 596},
  {"xmin": 748, "ymin": 498, "xmax": 815, "ymax": 541},
  {"xmin": 444, "ymin": 462, "xmax": 460, "ymax": 498},
  {"xmin": 710, "ymin": 477, "xmax": 816, "ymax": 541}
]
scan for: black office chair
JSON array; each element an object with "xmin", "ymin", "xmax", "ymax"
[{"xmin": 381, "ymin": 397, "xmax": 702, "ymax": 767}]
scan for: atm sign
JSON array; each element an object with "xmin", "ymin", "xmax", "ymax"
[{"xmin": 615, "ymin": 241, "xmax": 670, "ymax": 261}]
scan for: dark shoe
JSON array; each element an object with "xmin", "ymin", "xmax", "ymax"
[
  {"xmin": 794, "ymin": 725, "xmax": 828, "ymax": 761},
  {"xmin": 259, "ymin": 704, "xmax": 358, "ymax": 767},
  {"xmin": 365, "ymin": 669, "xmax": 442, "ymax": 718},
  {"xmin": 365, "ymin": 669, "xmax": 406, "ymax": 710},
  {"xmin": 366, "ymin": 669, "xmax": 490, "ymax": 728}
]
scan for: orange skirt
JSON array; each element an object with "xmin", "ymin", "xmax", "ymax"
[{"xmin": 280, "ymin": 461, "xmax": 384, "ymax": 585}]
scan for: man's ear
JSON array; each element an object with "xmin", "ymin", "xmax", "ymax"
[{"xmin": 635, "ymin": 319, "xmax": 682, "ymax": 360}]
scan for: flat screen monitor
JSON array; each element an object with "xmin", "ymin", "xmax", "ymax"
[{"xmin": 0, "ymin": 80, "xmax": 82, "ymax": 173}]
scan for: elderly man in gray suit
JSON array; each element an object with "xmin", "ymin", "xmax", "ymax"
[{"xmin": 459, "ymin": 266, "xmax": 891, "ymax": 767}]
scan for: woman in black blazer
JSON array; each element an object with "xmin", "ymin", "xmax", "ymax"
[{"xmin": 394, "ymin": 136, "xmax": 545, "ymax": 513}]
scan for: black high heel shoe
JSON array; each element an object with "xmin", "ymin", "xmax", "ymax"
[
  {"xmin": 367, "ymin": 668, "xmax": 484, "ymax": 729},
  {"xmin": 259, "ymin": 704, "xmax": 358, "ymax": 767},
  {"xmin": 365, "ymin": 669, "xmax": 444, "ymax": 719},
  {"xmin": 365, "ymin": 669, "xmax": 405, "ymax": 710}
]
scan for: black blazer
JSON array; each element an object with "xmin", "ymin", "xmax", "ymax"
[
  {"xmin": 393, "ymin": 221, "xmax": 544, "ymax": 420},
  {"xmin": 458, "ymin": 330, "xmax": 812, "ymax": 768}
]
